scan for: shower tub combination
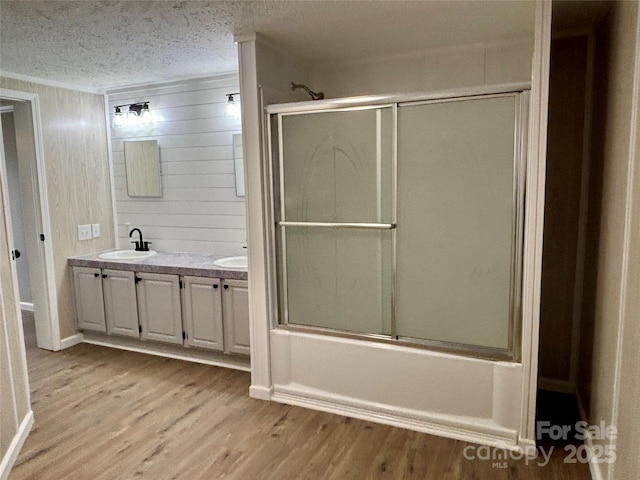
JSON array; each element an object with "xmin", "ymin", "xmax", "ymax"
[{"xmin": 261, "ymin": 83, "xmax": 537, "ymax": 448}]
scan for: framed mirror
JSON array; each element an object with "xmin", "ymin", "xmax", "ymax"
[
  {"xmin": 233, "ymin": 133, "xmax": 245, "ymax": 197},
  {"xmin": 124, "ymin": 139, "xmax": 162, "ymax": 197}
]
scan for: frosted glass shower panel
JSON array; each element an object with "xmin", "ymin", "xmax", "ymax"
[
  {"xmin": 281, "ymin": 108, "xmax": 393, "ymax": 223},
  {"xmin": 284, "ymin": 227, "xmax": 392, "ymax": 335},
  {"xmin": 396, "ymin": 96, "xmax": 517, "ymax": 349}
]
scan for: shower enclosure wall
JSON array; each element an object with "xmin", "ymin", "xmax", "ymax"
[{"xmin": 268, "ymin": 84, "xmax": 528, "ymax": 360}]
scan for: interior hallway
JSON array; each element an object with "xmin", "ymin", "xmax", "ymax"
[{"xmin": 11, "ymin": 311, "xmax": 590, "ymax": 480}]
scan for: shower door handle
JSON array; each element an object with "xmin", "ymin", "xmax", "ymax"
[{"xmin": 279, "ymin": 221, "xmax": 396, "ymax": 230}]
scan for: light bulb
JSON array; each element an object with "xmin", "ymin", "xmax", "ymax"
[{"xmin": 227, "ymin": 97, "xmax": 240, "ymax": 118}]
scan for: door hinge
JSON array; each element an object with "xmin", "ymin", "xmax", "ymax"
[
  {"xmin": 135, "ymin": 276, "xmax": 141, "ymax": 284},
  {"xmin": 182, "ymin": 331, "xmax": 186, "ymax": 340},
  {"xmin": 138, "ymin": 325, "xmax": 142, "ymax": 334},
  {"xmin": 40, "ymin": 234, "xmax": 45, "ymax": 241},
  {"xmin": 179, "ymin": 280, "xmax": 183, "ymax": 289}
]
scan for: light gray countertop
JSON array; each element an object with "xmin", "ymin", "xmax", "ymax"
[{"xmin": 68, "ymin": 251, "xmax": 248, "ymax": 281}]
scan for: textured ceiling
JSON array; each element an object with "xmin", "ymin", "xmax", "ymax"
[{"xmin": 0, "ymin": 1, "xmax": 537, "ymax": 91}]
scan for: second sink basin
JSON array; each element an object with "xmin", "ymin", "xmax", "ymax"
[
  {"xmin": 213, "ymin": 256, "xmax": 248, "ymax": 270},
  {"xmin": 98, "ymin": 250, "xmax": 157, "ymax": 260}
]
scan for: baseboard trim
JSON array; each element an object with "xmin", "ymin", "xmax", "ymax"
[
  {"xmin": 576, "ymin": 393, "xmax": 606, "ymax": 480},
  {"xmin": 272, "ymin": 385, "xmax": 521, "ymax": 450},
  {"xmin": 60, "ymin": 333, "xmax": 84, "ymax": 350},
  {"xmin": 583, "ymin": 430, "xmax": 606, "ymax": 480},
  {"xmin": 0, "ymin": 410, "xmax": 34, "ymax": 480},
  {"xmin": 82, "ymin": 333, "xmax": 250, "ymax": 372},
  {"xmin": 538, "ymin": 377, "xmax": 575, "ymax": 394},
  {"xmin": 19, "ymin": 302, "xmax": 33, "ymax": 312},
  {"xmin": 249, "ymin": 385, "xmax": 273, "ymax": 400}
]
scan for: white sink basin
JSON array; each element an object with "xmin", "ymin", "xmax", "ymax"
[
  {"xmin": 98, "ymin": 250, "xmax": 157, "ymax": 260},
  {"xmin": 213, "ymin": 256, "xmax": 248, "ymax": 270}
]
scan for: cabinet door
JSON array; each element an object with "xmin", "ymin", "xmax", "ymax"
[
  {"xmin": 103, "ymin": 269, "xmax": 139, "ymax": 338},
  {"xmin": 72, "ymin": 266, "xmax": 106, "ymax": 332},
  {"xmin": 222, "ymin": 279, "xmax": 250, "ymax": 355},
  {"xmin": 182, "ymin": 276, "xmax": 223, "ymax": 351},
  {"xmin": 137, "ymin": 272, "xmax": 182, "ymax": 345}
]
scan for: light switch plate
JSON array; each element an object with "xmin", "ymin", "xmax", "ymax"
[
  {"xmin": 92, "ymin": 223, "xmax": 101, "ymax": 238},
  {"xmin": 78, "ymin": 224, "xmax": 92, "ymax": 241}
]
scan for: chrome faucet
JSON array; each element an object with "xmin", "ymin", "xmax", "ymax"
[{"xmin": 129, "ymin": 228, "xmax": 152, "ymax": 252}]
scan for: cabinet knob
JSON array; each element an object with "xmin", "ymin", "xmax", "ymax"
[
  {"xmin": 213, "ymin": 284, "xmax": 218, "ymax": 289},
  {"xmin": 94, "ymin": 273, "xmax": 99, "ymax": 278},
  {"xmin": 102, "ymin": 274, "xmax": 108, "ymax": 279},
  {"xmin": 223, "ymin": 284, "xmax": 229, "ymax": 290}
]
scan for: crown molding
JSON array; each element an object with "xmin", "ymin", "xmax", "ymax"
[{"xmin": 0, "ymin": 71, "xmax": 104, "ymax": 94}]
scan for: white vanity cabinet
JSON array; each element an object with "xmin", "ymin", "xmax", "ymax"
[
  {"xmin": 72, "ymin": 266, "xmax": 107, "ymax": 332},
  {"xmin": 222, "ymin": 279, "xmax": 250, "ymax": 355},
  {"xmin": 182, "ymin": 276, "xmax": 224, "ymax": 351},
  {"xmin": 136, "ymin": 272, "xmax": 183, "ymax": 345},
  {"xmin": 102, "ymin": 269, "xmax": 139, "ymax": 338},
  {"xmin": 70, "ymin": 257, "xmax": 250, "ymax": 358}
]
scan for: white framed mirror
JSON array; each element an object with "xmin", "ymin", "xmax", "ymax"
[
  {"xmin": 233, "ymin": 133, "xmax": 245, "ymax": 197},
  {"xmin": 124, "ymin": 139, "xmax": 162, "ymax": 197}
]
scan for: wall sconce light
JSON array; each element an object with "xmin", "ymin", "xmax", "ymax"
[
  {"xmin": 114, "ymin": 102, "xmax": 153, "ymax": 126},
  {"xmin": 227, "ymin": 93, "xmax": 241, "ymax": 118}
]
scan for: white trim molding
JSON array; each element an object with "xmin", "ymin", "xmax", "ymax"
[
  {"xmin": 0, "ymin": 88, "xmax": 60, "ymax": 351},
  {"xmin": 82, "ymin": 332, "xmax": 250, "ymax": 371},
  {"xmin": 519, "ymin": 0, "xmax": 552, "ymax": 444},
  {"xmin": 0, "ymin": 410, "xmax": 34, "ymax": 480},
  {"xmin": 59, "ymin": 333, "xmax": 84, "ymax": 350},
  {"xmin": 0, "ymin": 71, "xmax": 102, "ymax": 95},
  {"xmin": 272, "ymin": 386, "xmax": 521, "ymax": 449}
]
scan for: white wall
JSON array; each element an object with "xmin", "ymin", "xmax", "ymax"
[
  {"xmin": 1, "ymin": 111, "xmax": 32, "ymax": 304},
  {"xmin": 311, "ymin": 40, "xmax": 533, "ymax": 98},
  {"xmin": 108, "ymin": 75, "xmax": 246, "ymax": 255},
  {"xmin": 578, "ymin": 2, "xmax": 640, "ymax": 480}
]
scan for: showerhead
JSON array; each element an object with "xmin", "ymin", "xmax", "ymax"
[{"xmin": 290, "ymin": 82, "xmax": 324, "ymax": 100}]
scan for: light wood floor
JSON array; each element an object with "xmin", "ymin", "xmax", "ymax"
[{"xmin": 11, "ymin": 312, "xmax": 591, "ymax": 480}]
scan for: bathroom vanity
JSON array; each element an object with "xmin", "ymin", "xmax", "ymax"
[{"xmin": 68, "ymin": 251, "xmax": 249, "ymax": 369}]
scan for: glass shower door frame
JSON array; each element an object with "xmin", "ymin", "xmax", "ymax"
[
  {"xmin": 275, "ymin": 105, "xmax": 398, "ymax": 340},
  {"xmin": 268, "ymin": 86, "xmax": 529, "ymax": 362}
]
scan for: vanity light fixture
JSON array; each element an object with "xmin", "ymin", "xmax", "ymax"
[
  {"xmin": 114, "ymin": 102, "xmax": 153, "ymax": 126},
  {"xmin": 227, "ymin": 93, "xmax": 241, "ymax": 118}
]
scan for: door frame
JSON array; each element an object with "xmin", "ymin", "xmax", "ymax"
[{"xmin": 0, "ymin": 88, "xmax": 59, "ymax": 351}]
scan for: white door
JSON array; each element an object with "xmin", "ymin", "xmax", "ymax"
[
  {"xmin": 182, "ymin": 276, "xmax": 223, "ymax": 351},
  {"xmin": 72, "ymin": 266, "xmax": 106, "ymax": 333},
  {"xmin": 222, "ymin": 279, "xmax": 250, "ymax": 355},
  {"xmin": 137, "ymin": 272, "xmax": 182, "ymax": 345},
  {"xmin": 102, "ymin": 269, "xmax": 139, "ymax": 338}
]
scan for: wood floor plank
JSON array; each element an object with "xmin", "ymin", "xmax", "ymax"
[{"xmin": 10, "ymin": 312, "xmax": 592, "ymax": 480}]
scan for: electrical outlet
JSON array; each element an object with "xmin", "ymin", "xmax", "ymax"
[
  {"xmin": 78, "ymin": 224, "xmax": 92, "ymax": 241},
  {"xmin": 92, "ymin": 223, "xmax": 101, "ymax": 238}
]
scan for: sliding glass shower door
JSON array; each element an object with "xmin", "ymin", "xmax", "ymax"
[
  {"xmin": 272, "ymin": 91, "xmax": 525, "ymax": 358},
  {"xmin": 396, "ymin": 96, "xmax": 519, "ymax": 351},
  {"xmin": 277, "ymin": 107, "xmax": 394, "ymax": 335}
]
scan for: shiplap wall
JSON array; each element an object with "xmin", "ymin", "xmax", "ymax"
[{"xmin": 108, "ymin": 75, "xmax": 246, "ymax": 255}]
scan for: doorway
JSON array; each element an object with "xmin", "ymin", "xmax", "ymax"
[{"xmin": 0, "ymin": 89, "xmax": 58, "ymax": 351}]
